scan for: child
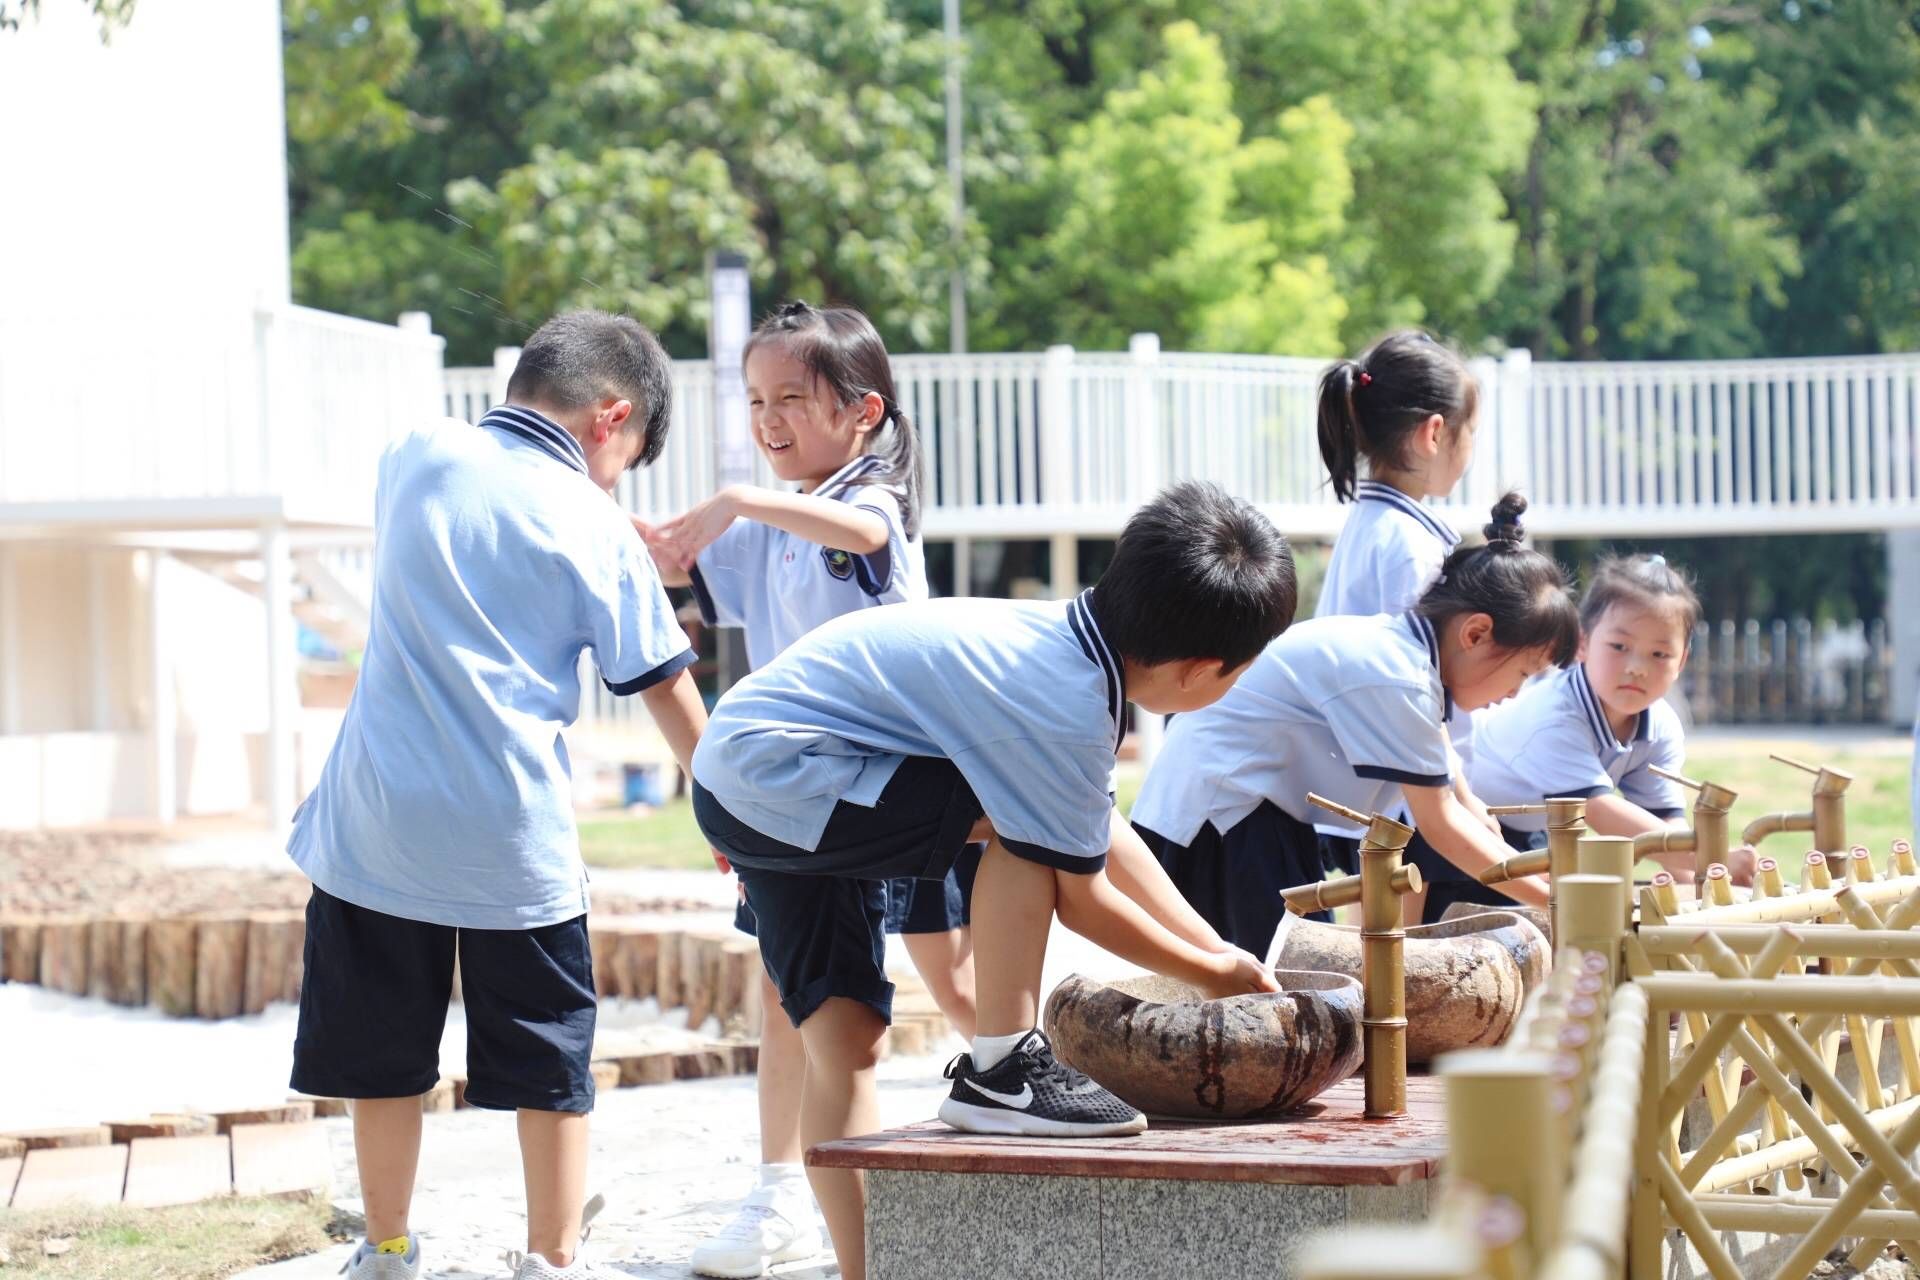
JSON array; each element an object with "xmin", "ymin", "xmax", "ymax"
[
  {"xmin": 1462, "ymin": 553, "xmax": 1752, "ymax": 916},
  {"xmin": 689, "ymin": 481, "xmax": 1295, "ymax": 1280},
  {"xmin": 636, "ymin": 300, "xmax": 977, "ymax": 1279},
  {"xmin": 286, "ymin": 311, "xmax": 707, "ymax": 1280},
  {"xmin": 1313, "ymin": 331, "xmax": 1495, "ymax": 881},
  {"xmin": 1131, "ymin": 494, "xmax": 1574, "ymax": 954}
]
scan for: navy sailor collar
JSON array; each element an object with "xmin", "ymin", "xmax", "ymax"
[
  {"xmin": 1403, "ymin": 611, "xmax": 1454, "ymax": 722},
  {"xmin": 1068, "ymin": 589, "xmax": 1128, "ymax": 754},
  {"xmin": 1572, "ymin": 663, "xmax": 1646, "ymax": 751},
  {"xmin": 1355, "ymin": 481, "xmax": 1461, "ymax": 548},
  {"xmin": 814, "ymin": 453, "xmax": 888, "ymax": 502},
  {"xmin": 480, "ymin": 405, "xmax": 589, "ymax": 476}
]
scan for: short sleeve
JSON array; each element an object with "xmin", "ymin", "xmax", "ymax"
[
  {"xmin": 1620, "ymin": 704, "xmax": 1687, "ymax": 817},
  {"xmin": 844, "ymin": 484, "xmax": 911, "ymax": 600},
  {"xmin": 1506, "ymin": 717, "xmax": 1615, "ymax": 801},
  {"xmin": 950, "ymin": 738, "xmax": 1114, "ymax": 873},
  {"xmin": 1322, "ymin": 684, "xmax": 1452, "ymax": 788},
  {"xmin": 688, "ymin": 520, "xmax": 761, "ymax": 629},
  {"xmin": 587, "ymin": 523, "xmax": 696, "ymax": 694}
]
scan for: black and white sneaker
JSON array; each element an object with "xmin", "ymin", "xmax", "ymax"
[{"xmin": 937, "ymin": 1030, "xmax": 1147, "ymax": 1137}]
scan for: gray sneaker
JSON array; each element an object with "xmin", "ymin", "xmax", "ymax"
[{"xmin": 340, "ymin": 1235, "xmax": 420, "ymax": 1280}]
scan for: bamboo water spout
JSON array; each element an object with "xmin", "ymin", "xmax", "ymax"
[
  {"xmin": 1632, "ymin": 765, "xmax": 1737, "ymax": 895},
  {"xmin": 1476, "ymin": 797, "xmax": 1590, "ymax": 892},
  {"xmin": 1280, "ymin": 794, "xmax": 1418, "ymax": 1117},
  {"xmin": 1742, "ymin": 753, "xmax": 1853, "ymax": 855}
]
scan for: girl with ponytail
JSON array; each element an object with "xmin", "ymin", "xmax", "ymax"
[{"xmin": 637, "ymin": 300, "xmax": 964, "ymax": 1279}]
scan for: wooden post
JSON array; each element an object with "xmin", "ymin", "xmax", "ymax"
[
  {"xmin": 0, "ymin": 919, "xmax": 40, "ymax": 984},
  {"xmin": 147, "ymin": 918, "xmax": 198, "ymax": 1017},
  {"xmin": 195, "ymin": 916, "xmax": 249, "ymax": 1019},
  {"xmin": 37, "ymin": 917, "xmax": 89, "ymax": 996},
  {"xmin": 88, "ymin": 916, "xmax": 147, "ymax": 1006},
  {"xmin": 244, "ymin": 912, "xmax": 302, "ymax": 1014}
]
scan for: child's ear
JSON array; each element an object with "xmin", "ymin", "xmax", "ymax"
[
  {"xmin": 1180, "ymin": 658, "xmax": 1227, "ymax": 691},
  {"xmin": 1413, "ymin": 412, "xmax": 1446, "ymax": 459},
  {"xmin": 1459, "ymin": 612, "xmax": 1496, "ymax": 650},
  {"xmin": 1576, "ymin": 632, "xmax": 1590, "ymax": 664}
]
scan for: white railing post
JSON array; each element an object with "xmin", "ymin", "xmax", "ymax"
[
  {"xmin": 1041, "ymin": 344, "xmax": 1076, "ymax": 508},
  {"xmin": 254, "ymin": 304, "xmax": 281, "ymax": 495},
  {"xmin": 1496, "ymin": 347, "xmax": 1533, "ymax": 503},
  {"xmin": 1127, "ymin": 333, "xmax": 1163, "ymax": 503},
  {"xmin": 491, "ymin": 345, "xmax": 520, "ymax": 409},
  {"xmin": 261, "ymin": 521, "xmax": 299, "ymax": 829}
]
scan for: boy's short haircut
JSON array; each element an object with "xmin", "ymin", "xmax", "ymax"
[
  {"xmin": 506, "ymin": 310, "xmax": 673, "ymax": 468},
  {"xmin": 1092, "ymin": 480, "xmax": 1297, "ymax": 670}
]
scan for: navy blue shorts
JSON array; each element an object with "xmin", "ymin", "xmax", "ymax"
[
  {"xmin": 291, "ymin": 886, "xmax": 597, "ymax": 1113},
  {"xmin": 732, "ymin": 841, "xmax": 983, "ymax": 939},
  {"xmin": 694, "ymin": 756, "xmax": 984, "ymax": 1028},
  {"xmin": 1136, "ymin": 802, "xmax": 1338, "ymax": 951},
  {"xmin": 1406, "ymin": 823, "xmax": 1536, "ymax": 924}
]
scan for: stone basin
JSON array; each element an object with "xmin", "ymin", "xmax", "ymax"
[
  {"xmin": 1270, "ymin": 910, "xmax": 1550, "ymax": 1063},
  {"xmin": 1043, "ymin": 969, "xmax": 1363, "ymax": 1121},
  {"xmin": 1440, "ymin": 899, "xmax": 1553, "ymax": 943}
]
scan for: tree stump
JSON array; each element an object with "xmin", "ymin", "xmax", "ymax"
[
  {"xmin": 679, "ymin": 933, "xmax": 714, "ymax": 1028},
  {"xmin": 616, "ymin": 1051, "xmax": 677, "ymax": 1087},
  {"xmin": 422, "ymin": 1079, "xmax": 455, "ymax": 1113},
  {"xmin": 655, "ymin": 931, "xmax": 682, "ymax": 1009},
  {"xmin": 589, "ymin": 1060, "xmax": 621, "ymax": 1091},
  {"xmin": 718, "ymin": 940, "xmax": 761, "ymax": 1031},
  {"xmin": 194, "ymin": 916, "xmax": 249, "ymax": 1019},
  {"xmin": 147, "ymin": 918, "xmax": 198, "ymax": 1017},
  {"xmin": 243, "ymin": 913, "xmax": 302, "ymax": 1014},
  {"xmin": 37, "ymin": 917, "xmax": 90, "ymax": 996},
  {"xmin": 89, "ymin": 917, "xmax": 148, "ymax": 1006},
  {"xmin": 0, "ymin": 919, "xmax": 42, "ymax": 985},
  {"xmin": 205, "ymin": 1102, "xmax": 314, "ymax": 1135},
  {"xmin": 107, "ymin": 1114, "xmax": 216, "ymax": 1142},
  {"xmin": 616, "ymin": 928, "xmax": 659, "ymax": 1002},
  {"xmin": 589, "ymin": 921, "xmax": 622, "ymax": 998},
  {"xmin": 280, "ymin": 913, "xmax": 306, "ymax": 1005},
  {"xmin": 1, "ymin": 1126, "xmax": 110, "ymax": 1150}
]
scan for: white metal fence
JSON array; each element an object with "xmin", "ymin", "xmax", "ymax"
[{"xmin": 442, "ymin": 343, "xmax": 1920, "ymax": 541}]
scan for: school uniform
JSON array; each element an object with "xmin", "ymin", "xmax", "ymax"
[
  {"xmin": 685, "ymin": 456, "xmax": 980, "ymax": 936},
  {"xmin": 691, "ymin": 591, "xmax": 1126, "ymax": 1026},
  {"xmin": 1422, "ymin": 663, "xmax": 1688, "ymax": 922},
  {"xmin": 1129, "ymin": 613, "xmax": 1453, "ymax": 952},
  {"xmin": 1314, "ymin": 482, "xmax": 1464, "ymax": 871},
  {"xmin": 289, "ymin": 405, "xmax": 694, "ymax": 1112}
]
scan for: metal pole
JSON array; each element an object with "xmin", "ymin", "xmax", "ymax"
[{"xmin": 943, "ymin": 0, "xmax": 967, "ymax": 354}]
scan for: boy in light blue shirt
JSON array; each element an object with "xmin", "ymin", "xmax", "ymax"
[
  {"xmin": 691, "ymin": 482, "xmax": 1298, "ymax": 1280},
  {"xmin": 288, "ymin": 311, "xmax": 707, "ymax": 1280}
]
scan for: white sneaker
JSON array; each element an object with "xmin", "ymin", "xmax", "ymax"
[
  {"xmin": 689, "ymin": 1185, "xmax": 825, "ymax": 1278},
  {"xmin": 505, "ymin": 1194, "xmax": 621, "ymax": 1278},
  {"xmin": 341, "ymin": 1235, "xmax": 421, "ymax": 1279}
]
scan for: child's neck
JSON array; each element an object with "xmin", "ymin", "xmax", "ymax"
[
  {"xmin": 799, "ymin": 449, "xmax": 869, "ymax": 495},
  {"xmin": 1365, "ymin": 466, "xmax": 1434, "ymax": 502}
]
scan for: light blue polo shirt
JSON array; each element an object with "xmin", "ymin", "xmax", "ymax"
[
  {"xmin": 689, "ymin": 455, "xmax": 926, "ymax": 671},
  {"xmin": 1130, "ymin": 612, "xmax": 1453, "ymax": 844},
  {"xmin": 1317, "ymin": 482, "xmax": 1460, "ymax": 619},
  {"xmin": 1469, "ymin": 663, "xmax": 1687, "ymax": 833},
  {"xmin": 288, "ymin": 405, "xmax": 695, "ymax": 929},
  {"xmin": 692, "ymin": 591, "xmax": 1126, "ymax": 871}
]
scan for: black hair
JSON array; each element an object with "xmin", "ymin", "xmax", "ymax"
[
  {"xmin": 743, "ymin": 300, "xmax": 924, "ymax": 537},
  {"xmin": 1317, "ymin": 330, "xmax": 1477, "ymax": 502},
  {"xmin": 1091, "ymin": 481, "xmax": 1297, "ymax": 670},
  {"xmin": 1580, "ymin": 553, "xmax": 1702, "ymax": 638},
  {"xmin": 1415, "ymin": 493, "xmax": 1580, "ymax": 667},
  {"xmin": 506, "ymin": 310, "xmax": 672, "ymax": 469}
]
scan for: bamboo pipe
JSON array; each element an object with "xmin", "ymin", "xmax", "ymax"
[
  {"xmin": 1894, "ymin": 840, "xmax": 1915, "ymax": 878},
  {"xmin": 1475, "ymin": 798, "xmax": 1587, "ymax": 898},
  {"xmin": 1284, "ymin": 794, "xmax": 1419, "ymax": 1118},
  {"xmin": 1851, "ymin": 845, "xmax": 1877, "ymax": 883},
  {"xmin": 1743, "ymin": 753, "xmax": 1853, "ymax": 854},
  {"xmin": 1639, "ymin": 975, "xmax": 1920, "ymax": 1019},
  {"xmin": 1572, "ymin": 835, "xmax": 1635, "ymax": 936},
  {"xmin": 1756, "ymin": 856, "xmax": 1783, "ymax": 898},
  {"xmin": 1441, "ymin": 1050, "xmax": 1565, "ymax": 1264},
  {"xmin": 1639, "ymin": 925, "xmax": 1920, "ymax": 962},
  {"xmin": 1693, "ymin": 1192, "xmax": 1920, "ymax": 1238},
  {"xmin": 1556, "ymin": 876, "xmax": 1626, "ymax": 986},
  {"xmin": 1540, "ymin": 983, "xmax": 1650, "ymax": 1280},
  {"xmin": 1636, "ymin": 765, "xmax": 1736, "ymax": 890}
]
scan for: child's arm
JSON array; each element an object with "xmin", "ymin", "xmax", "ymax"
[
  {"xmin": 638, "ymin": 667, "xmax": 706, "ymax": 783},
  {"xmin": 629, "ymin": 515, "xmax": 691, "ymax": 587},
  {"xmin": 1403, "ymin": 783, "xmax": 1551, "ymax": 907},
  {"xmin": 1052, "ymin": 866, "xmax": 1277, "ymax": 997},
  {"xmin": 1100, "ymin": 809, "xmax": 1235, "ymax": 953},
  {"xmin": 1453, "ymin": 775, "xmax": 1501, "ymax": 834},
  {"xmin": 647, "ymin": 484, "xmax": 889, "ymax": 571}
]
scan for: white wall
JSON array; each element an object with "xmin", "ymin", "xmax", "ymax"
[{"xmin": 0, "ymin": 0, "xmax": 291, "ymax": 314}]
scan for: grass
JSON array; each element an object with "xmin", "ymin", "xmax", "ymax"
[
  {"xmin": 0, "ymin": 1198, "xmax": 339, "ymax": 1278},
  {"xmin": 576, "ymin": 734, "xmax": 1912, "ymax": 873}
]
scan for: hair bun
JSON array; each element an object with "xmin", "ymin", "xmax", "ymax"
[
  {"xmin": 1483, "ymin": 491, "xmax": 1528, "ymax": 545},
  {"xmin": 775, "ymin": 300, "xmax": 815, "ymax": 320}
]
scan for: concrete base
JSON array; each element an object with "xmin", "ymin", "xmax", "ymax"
[{"xmin": 815, "ymin": 1075, "xmax": 1444, "ymax": 1280}]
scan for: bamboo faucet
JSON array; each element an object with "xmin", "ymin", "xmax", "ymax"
[
  {"xmin": 1280, "ymin": 794, "xmax": 1419, "ymax": 1117},
  {"xmin": 1632, "ymin": 765, "xmax": 1738, "ymax": 895},
  {"xmin": 1741, "ymin": 753, "xmax": 1853, "ymax": 856},
  {"xmin": 1476, "ymin": 796, "xmax": 1590, "ymax": 895}
]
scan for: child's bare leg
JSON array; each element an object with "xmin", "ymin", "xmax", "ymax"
[
  {"xmin": 353, "ymin": 1096, "xmax": 424, "ymax": 1245},
  {"xmin": 518, "ymin": 1107, "xmax": 589, "ymax": 1266},
  {"xmin": 970, "ymin": 839, "xmax": 1055, "ymax": 1037},
  {"xmin": 797, "ymin": 997, "xmax": 886, "ymax": 1280},
  {"xmin": 757, "ymin": 972, "xmax": 808, "ymax": 1164},
  {"xmin": 902, "ymin": 928, "xmax": 978, "ymax": 1041}
]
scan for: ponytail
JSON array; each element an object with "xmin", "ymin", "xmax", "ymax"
[
  {"xmin": 1416, "ymin": 492, "xmax": 1580, "ymax": 667},
  {"xmin": 1316, "ymin": 330, "xmax": 1477, "ymax": 503}
]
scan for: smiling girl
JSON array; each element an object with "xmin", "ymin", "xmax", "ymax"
[{"xmin": 637, "ymin": 301, "xmax": 977, "ymax": 1279}]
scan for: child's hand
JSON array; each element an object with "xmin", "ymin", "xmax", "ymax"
[
  {"xmin": 1720, "ymin": 844, "xmax": 1757, "ymax": 887},
  {"xmin": 710, "ymin": 847, "xmax": 732, "ymax": 875},
  {"xmin": 648, "ymin": 489, "xmax": 744, "ymax": 570},
  {"xmin": 1201, "ymin": 948, "xmax": 1281, "ymax": 998}
]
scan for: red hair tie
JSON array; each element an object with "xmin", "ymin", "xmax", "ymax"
[{"xmin": 1357, "ymin": 371, "xmax": 1373, "ymax": 387}]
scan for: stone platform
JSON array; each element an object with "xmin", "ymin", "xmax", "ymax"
[{"xmin": 812, "ymin": 1074, "xmax": 1447, "ymax": 1280}]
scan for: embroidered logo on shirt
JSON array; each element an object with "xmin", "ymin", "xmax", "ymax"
[{"xmin": 821, "ymin": 547, "xmax": 854, "ymax": 580}]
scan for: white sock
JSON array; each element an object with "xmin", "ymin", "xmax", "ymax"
[
  {"xmin": 970, "ymin": 1030, "xmax": 1030, "ymax": 1071},
  {"xmin": 757, "ymin": 1161, "xmax": 807, "ymax": 1189}
]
